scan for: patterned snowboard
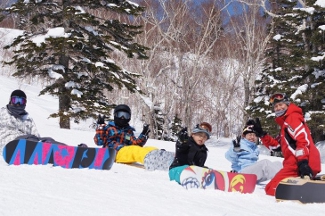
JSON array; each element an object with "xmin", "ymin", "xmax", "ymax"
[
  {"xmin": 275, "ymin": 176, "xmax": 325, "ymax": 203},
  {"xmin": 3, "ymin": 139, "xmax": 116, "ymax": 170},
  {"xmin": 179, "ymin": 166, "xmax": 257, "ymax": 193}
]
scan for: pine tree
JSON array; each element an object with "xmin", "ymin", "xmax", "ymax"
[
  {"xmin": 1, "ymin": 0, "xmax": 148, "ymax": 128},
  {"xmin": 249, "ymin": 0, "xmax": 325, "ymax": 142}
]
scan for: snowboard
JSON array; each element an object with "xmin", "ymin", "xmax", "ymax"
[
  {"xmin": 275, "ymin": 176, "xmax": 325, "ymax": 203},
  {"xmin": 2, "ymin": 139, "xmax": 116, "ymax": 170},
  {"xmin": 179, "ymin": 166, "xmax": 257, "ymax": 193}
]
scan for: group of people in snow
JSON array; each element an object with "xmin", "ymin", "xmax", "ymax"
[{"xmin": 0, "ymin": 89, "xmax": 321, "ymax": 196}]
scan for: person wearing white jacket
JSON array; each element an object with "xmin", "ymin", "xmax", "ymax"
[{"xmin": 0, "ymin": 89, "xmax": 39, "ymax": 155}]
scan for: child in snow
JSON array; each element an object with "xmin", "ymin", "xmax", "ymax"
[
  {"xmin": 253, "ymin": 93, "xmax": 321, "ymax": 196},
  {"xmin": 0, "ymin": 89, "xmax": 40, "ymax": 154},
  {"xmin": 225, "ymin": 121, "xmax": 282, "ymax": 183},
  {"xmin": 94, "ymin": 104, "xmax": 174, "ymax": 170},
  {"xmin": 168, "ymin": 122, "xmax": 212, "ymax": 183}
]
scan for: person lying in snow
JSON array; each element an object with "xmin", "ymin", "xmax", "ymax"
[
  {"xmin": 225, "ymin": 120, "xmax": 282, "ymax": 184},
  {"xmin": 168, "ymin": 122, "xmax": 212, "ymax": 183},
  {"xmin": 94, "ymin": 104, "xmax": 174, "ymax": 170}
]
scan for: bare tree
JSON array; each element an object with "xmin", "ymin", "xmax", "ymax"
[{"xmin": 225, "ymin": 0, "xmax": 271, "ymax": 122}]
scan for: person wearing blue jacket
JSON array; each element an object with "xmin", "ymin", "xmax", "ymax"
[{"xmin": 225, "ymin": 121, "xmax": 282, "ymax": 183}]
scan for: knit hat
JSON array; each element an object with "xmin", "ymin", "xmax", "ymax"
[
  {"xmin": 10, "ymin": 89, "xmax": 27, "ymax": 99},
  {"xmin": 192, "ymin": 122, "xmax": 212, "ymax": 139},
  {"xmin": 9, "ymin": 89, "xmax": 27, "ymax": 104},
  {"xmin": 242, "ymin": 125, "xmax": 256, "ymax": 136}
]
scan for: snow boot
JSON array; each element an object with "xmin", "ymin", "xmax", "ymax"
[{"xmin": 144, "ymin": 149, "xmax": 175, "ymax": 171}]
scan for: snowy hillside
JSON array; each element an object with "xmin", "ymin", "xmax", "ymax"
[{"xmin": 1, "ymin": 74, "xmax": 325, "ymax": 216}]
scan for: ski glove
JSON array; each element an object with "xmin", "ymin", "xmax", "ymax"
[
  {"xmin": 177, "ymin": 127, "xmax": 188, "ymax": 144},
  {"xmin": 141, "ymin": 124, "xmax": 150, "ymax": 136},
  {"xmin": 253, "ymin": 118, "xmax": 267, "ymax": 137},
  {"xmin": 97, "ymin": 114, "xmax": 106, "ymax": 124},
  {"xmin": 232, "ymin": 135, "xmax": 241, "ymax": 152},
  {"xmin": 297, "ymin": 160, "xmax": 313, "ymax": 178}
]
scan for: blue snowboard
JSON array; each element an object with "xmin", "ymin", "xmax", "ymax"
[{"xmin": 3, "ymin": 139, "xmax": 116, "ymax": 170}]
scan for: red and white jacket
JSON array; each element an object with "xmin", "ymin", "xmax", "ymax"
[{"xmin": 261, "ymin": 103, "xmax": 321, "ymax": 176}]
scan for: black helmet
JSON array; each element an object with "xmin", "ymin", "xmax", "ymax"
[{"xmin": 114, "ymin": 104, "xmax": 131, "ymax": 116}]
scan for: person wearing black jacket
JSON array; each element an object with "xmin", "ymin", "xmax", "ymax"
[{"xmin": 169, "ymin": 122, "xmax": 212, "ymax": 183}]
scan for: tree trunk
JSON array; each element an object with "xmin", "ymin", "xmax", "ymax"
[{"xmin": 59, "ymin": 55, "xmax": 70, "ymax": 129}]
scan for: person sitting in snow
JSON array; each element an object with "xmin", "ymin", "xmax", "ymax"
[
  {"xmin": 0, "ymin": 89, "xmax": 40, "ymax": 154},
  {"xmin": 168, "ymin": 122, "xmax": 212, "ymax": 183},
  {"xmin": 252, "ymin": 93, "xmax": 321, "ymax": 196},
  {"xmin": 94, "ymin": 104, "xmax": 174, "ymax": 170},
  {"xmin": 225, "ymin": 120, "xmax": 282, "ymax": 184}
]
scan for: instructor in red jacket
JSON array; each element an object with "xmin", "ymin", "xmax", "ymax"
[{"xmin": 253, "ymin": 93, "xmax": 321, "ymax": 196}]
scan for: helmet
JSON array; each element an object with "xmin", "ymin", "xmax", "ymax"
[{"xmin": 114, "ymin": 104, "xmax": 131, "ymax": 117}]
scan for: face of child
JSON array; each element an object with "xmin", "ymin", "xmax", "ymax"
[
  {"xmin": 192, "ymin": 132, "xmax": 208, "ymax": 145},
  {"xmin": 244, "ymin": 133, "xmax": 257, "ymax": 143}
]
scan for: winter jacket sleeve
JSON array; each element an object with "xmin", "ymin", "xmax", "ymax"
[
  {"xmin": 260, "ymin": 134, "xmax": 281, "ymax": 151},
  {"xmin": 284, "ymin": 113, "xmax": 311, "ymax": 162},
  {"xmin": 175, "ymin": 139, "xmax": 190, "ymax": 152},
  {"xmin": 225, "ymin": 146, "xmax": 240, "ymax": 172},
  {"xmin": 93, "ymin": 124, "xmax": 108, "ymax": 146}
]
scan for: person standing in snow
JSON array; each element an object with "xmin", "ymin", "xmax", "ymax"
[
  {"xmin": 94, "ymin": 104, "xmax": 174, "ymax": 170},
  {"xmin": 0, "ymin": 89, "xmax": 39, "ymax": 154},
  {"xmin": 169, "ymin": 122, "xmax": 212, "ymax": 183},
  {"xmin": 253, "ymin": 93, "xmax": 321, "ymax": 196},
  {"xmin": 225, "ymin": 121, "xmax": 282, "ymax": 183}
]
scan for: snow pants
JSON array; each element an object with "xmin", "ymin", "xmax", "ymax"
[
  {"xmin": 240, "ymin": 159, "xmax": 283, "ymax": 183},
  {"xmin": 264, "ymin": 165, "xmax": 299, "ymax": 196},
  {"xmin": 115, "ymin": 145, "xmax": 158, "ymax": 164}
]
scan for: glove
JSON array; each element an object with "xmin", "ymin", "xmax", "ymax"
[
  {"xmin": 232, "ymin": 135, "xmax": 241, "ymax": 152},
  {"xmin": 97, "ymin": 114, "xmax": 106, "ymax": 124},
  {"xmin": 297, "ymin": 160, "xmax": 313, "ymax": 178},
  {"xmin": 245, "ymin": 119, "xmax": 256, "ymax": 126},
  {"xmin": 253, "ymin": 118, "xmax": 267, "ymax": 137},
  {"xmin": 141, "ymin": 124, "xmax": 150, "ymax": 136},
  {"xmin": 177, "ymin": 127, "xmax": 188, "ymax": 144}
]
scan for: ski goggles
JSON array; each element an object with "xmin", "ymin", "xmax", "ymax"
[
  {"xmin": 115, "ymin": 111, "xmax": 131, "ymax": 120},
  {"xmin": 10, "ymin": 96, "xmax": 27, "ymax": 105},
  {"xmin": 199, "ymin": 123, "xmax": 212, "ymax": 133},
  {"xmin": 269, "ymin": 93, "xmax": 286, "ymax": 105}
]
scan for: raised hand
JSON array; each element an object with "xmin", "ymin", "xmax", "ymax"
[
  {"xmin": 141, "ymin": 124, "xmax": 150, "ymax": 136},
  {"xmin": 97, "ymin": 114, "xmax": 106, "ymax": 124},
  {"xmin": 253, "ymin": 118, "xmax": 267, "ymax": 137},
  {"xmin": 177, "ymin": 127, "xmax": 188, "ymax": 144}
]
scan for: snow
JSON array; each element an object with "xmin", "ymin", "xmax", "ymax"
[{"xmin": 1, "ymin": 74, "xmax": 325, "ymax": 216}]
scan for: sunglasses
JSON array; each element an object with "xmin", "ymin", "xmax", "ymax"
[
  {"xmin": 11, "ymin": 96, "xmax": 27, "ymax": 105},
  {"xmin": 269, "ymin": 93, "xmax": 286, "ymax": 105},
  {"xmin": 115, "ymin": 111, "xmax": 130, "ymax": 120}
]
